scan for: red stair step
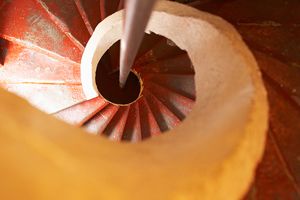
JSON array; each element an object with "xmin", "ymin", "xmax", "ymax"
[
  {"xmin": 103, "ymin": 106, "xmax": 130, "ymax": 141},
  {"xmin": 0, "ymin": 40, "xmax": 80, "ymax": 84},
  {"xmin": 53, "ymin": 97, "xmax": 108, "ymax": 126},
  {"xmin": 137, "ymin": 53, "xmax": 194, "ymax": 75},
  {"xmin": 138, "ymin": 97, "xmax": 161, "ymax": 139},
  {"xmin": 0, "ymin": 83, "xmax": 85, "ymax": 113},
  {"xmin": 84, "ymin": 104, "xmax": 119, "ymax": 134},
  {"xmin": 36, "ymin": 0, "xmax": 91, "ymax": 47},
  {"xmin": 254, "ymin": 51, "xmax": 300, "ymax": 104},
  {"xmin": 264, "ymin": 74, "xmax": 300, "ymax": 186},
  {"xmin": 146, "ymin": 73, "xmax": 196, "ymax": 100},
  {"xmin": 144, "ymin": 89, "xmax": 180, "ymax": 132},
  {"xmin": 74, "ymin": 0, "xmax": 101, "ymax": 32},
  {"xmin": 144, "ymin": 81, "xmax": 195, "ymax": 120},
  {"xmin": 0, "ymin": 0, "xmax": 83, "ymax": 62},
  {"xmin": 122, "ymin": 103, "xmax": 142, "ymax": 142}
]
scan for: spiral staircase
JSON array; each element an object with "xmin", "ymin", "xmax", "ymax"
[
  {"xmin": 1, "ymin": 0, "xmax": 300, "ymax": 199},
  {"xmin": 0, "ymin": 0, "xmax": 196, "ymax": 142}
]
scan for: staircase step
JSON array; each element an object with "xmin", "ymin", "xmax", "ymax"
[
  {"xmin": 122, "ymin": 103, "xmax": 142, "ymax": 142},
  {"xmin": 138, "ymin": 97, "xmax": 161, "ymax": 139},
  {"xmin": 144, "ymin": 89, "xmax": 180, "ymax": 132},
  {"xmin": 84, "ymin": 104, "xmax": 119, "ymax": 134},
  {"xmin": 0, "ymin": 0, "xmax": 83, "ymax": 62},
  {"xmin": 104, "ymin": 106, "xmax": 130, "ymax": 141},
  {"xmin": 54, "ymin": 97, "xmax": 108, "ymax": 126}
]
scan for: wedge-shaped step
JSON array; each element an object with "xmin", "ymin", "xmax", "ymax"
[
  {"xmin": 84, "ymin": 104, "xmax": 119, "ymax": 134},
  {"xmin": 122, "ymin": 103, "xmax": 142, "ymax": 142},
  {"xmin": 74, "ymin": 0, "xmax": 101, "ymax": 33},
  {"xmin": 254, "ymin": 51, "xmax": 300, "ymax": 104},
  {"xmin": 144, "ymin": 89, "xmax": 180, "ymax": 132},
  {"xmin": 103, "ymin": 106, "xmax": 130, "ymax": 141},
  {"xmin": 0, "ymin": 40, "xmax": 80, "ymax": 84},
  {"xmin": 145, "ymin": 81, "xmax": 195, "ymax": 120},
  {"xmin": 0, "ymin": 83, "xmax": 84, "ymax": 113},
  {"xmin": 54, "ymin": 97, "xmax": 108, "ymax": 125},
  {"xmin": 147, "ymin": 74, "xmax": 196, "ymax": 100},
  {"xmin": 138, "ymin": 97, "xmax": 161, "ymax": 139},
  {"xmin": 264, "ymin": 75, "xmax": 300, "ymax": 185},
  {"xmin": 36, "ymin": 0, "xmax": 91, "ymax": 47},
  {"xmin": 138, "ymin": 54, "xmax": 194, "ymax": 75},
  {"xmin": 0, "ymin": 0, "xmax": 83, "ymax": 62}
]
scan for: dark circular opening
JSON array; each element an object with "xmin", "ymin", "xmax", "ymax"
[{"xmin": 95, "ymin": 66, "xmax": 142, "ymax": 105}]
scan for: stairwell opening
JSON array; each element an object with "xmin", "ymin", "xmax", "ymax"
[
  {"xmin": 95, "ymin": 40, "xmax": 143, "ymax": 106},
  {"xmin": 95, "ymin": 67, "xmax": 142, "ymax": 105}
]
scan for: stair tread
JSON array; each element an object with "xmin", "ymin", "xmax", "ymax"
[
  {"xmin": 0, "ymin": 0, "xmax": 83, "ymax": 62},
  {"xmin": 0, "ymin": 83, "xmax": 85, "ymax": 113},
  {"xmin": 138, "ymin": 97, "xmax": 161, "ymax": 139},
  {"xmin": 36, "ymin": 0, "xmax": 91, "ymax": 48},
  {"xmin": 137, "ymin": 53, "xmax": 194, "ymax": 75},
  {"xmin": 104, "ymin": 106, "xmax": 130, "ymax": 141},
  {"xmin": 145, "ymin": 81, "xmax": 195, "ymax": 120},
  {"xmin": 54, "ymin": 96, "xmax": 108, "ymax": 126},
  {"xmin": 122, "ymin": 103, "xmax": 142, "ymax": 142},
  {"xmin": 144, "ymin": 89, "xmax": 181, "ymax": 132},
  {"xmin": 84, "ymin": 104, "xmax": 119, "ymax": 134},
  {"xmin": 0, "ymin": 40, "xmax": 81, "ymax": 84}
]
